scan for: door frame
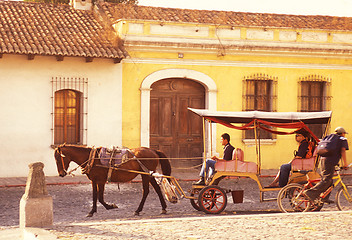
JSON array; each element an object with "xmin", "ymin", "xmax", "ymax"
[{"xmin": 140, "ymin": 68, "xmax": 217, "ymax": 155}]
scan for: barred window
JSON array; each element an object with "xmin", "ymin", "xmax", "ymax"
[
  {"xmin": 298, "ymin": 75, "xmax": 331, "ymax": 138},
  {"xmin": 54, "ymin": 90, "xmax": 81, "ymax": 144},
  {"xmin": 52, "ymin": 77, "xmax": 88, "ymax": 145},
  {"xmin": 243, "ymin": 74, "xmax": 277, "ymax": 139}
]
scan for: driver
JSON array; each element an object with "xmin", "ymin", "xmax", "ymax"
[
  {"xmin": 268, "ymin": 129, "xmax": 314, "ymax": 188},
  {"xmin": 193, "ymin": 133, "xmax": 234, "ymax": 185}
]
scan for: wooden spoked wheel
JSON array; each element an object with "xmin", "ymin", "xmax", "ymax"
[
  {"xmin": 198, "ymin": 185, "xmax": 227, "ymax": 214},
  {"xmin": 190, "ymin": 189, "xmax": 201, "ymax": 211}
]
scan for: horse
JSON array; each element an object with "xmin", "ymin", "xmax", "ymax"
[{"xmin": 54, "ymin": 144, "xmax": 171, "ymax": 217}]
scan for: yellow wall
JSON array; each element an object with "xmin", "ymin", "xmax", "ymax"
[{"xmin": 120, "ymin": 21, "xmax": 352, "ymax": 169}]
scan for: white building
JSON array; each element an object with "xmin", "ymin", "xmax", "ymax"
[{"xmin": 0, "ymin": 0, "xmax": 127, "ymax": 177}]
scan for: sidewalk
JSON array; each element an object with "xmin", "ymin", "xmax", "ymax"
[
  {"xmin": 0, "ymin": 228, "xmax": 57, "ymax": 240},
  {"xmin": 3, "ymin": 211, "xmax": 352, "ymax": 240},
  {"xmin": 49, "ymin": 210, "xmax": 352, "ymax": 239}
]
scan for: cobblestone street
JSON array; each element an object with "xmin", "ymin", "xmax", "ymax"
[
  {"xmin": 1, "ymin": 169, "xmax": 352, "ymax": 239},
  {"xmin": 0, "ymin": 174, "xmax": 285, "ymax": 227}
]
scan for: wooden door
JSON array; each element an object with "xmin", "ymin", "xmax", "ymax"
[{"xmin": 150, "ymin": 78, "xmax": 205, "ymax": 167}]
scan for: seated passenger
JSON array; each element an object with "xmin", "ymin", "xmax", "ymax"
[
  {"xmin": 194, "ymin": 133, "xmax": 235, "ymax": 185},
  {"xmin": 268, "ymin": 129, "xmax": 314, "ymax": 188}
]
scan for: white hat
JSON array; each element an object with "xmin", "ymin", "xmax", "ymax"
[{"xmin": 335, "ymin": 126, "xmax": 348, "ymax": 134}]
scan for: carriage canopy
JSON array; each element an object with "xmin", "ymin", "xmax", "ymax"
[
  {"xmin": 188, "ymin": 108, "xmax": 332, "ymax": 124},
  {"xmin": 188, "ymin": 108, "xmax": 332, "ymax": 142}
]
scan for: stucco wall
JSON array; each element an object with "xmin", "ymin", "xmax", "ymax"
[
  {"xmin": 0, "ymin": 54, "xmax": 122, "ymax": 177},
  {"xmin": 121, "ymin": 55, "xmax": 352, "ymax": 169}
]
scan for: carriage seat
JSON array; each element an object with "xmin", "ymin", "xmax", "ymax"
[
  {"xmin": 215, "ymin": 148, "xmax": 257, "ymax": 173},
  {"xmin": 291, "ymin": 147, "xmax": 317, "ymax": 172}
]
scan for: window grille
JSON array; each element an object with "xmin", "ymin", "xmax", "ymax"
[
  {"xmin": 51, "ymin": 77, "xmax": 88, "ymax": 146},
  {"xmin": 298, "ymin": 75, "xmax": 331, "ymax": 138},
  {"xmin": 242, "ymin": 73, "xmax": 277, "ymax": 139}
]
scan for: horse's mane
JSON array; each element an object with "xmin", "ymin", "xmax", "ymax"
[
  {"xmin": 58, "ymin": 144, "xmax": 94, "ymax": 156},
  {"xmin": 59, "ymin": 144, "xmax": 92, "ymax": 149}
]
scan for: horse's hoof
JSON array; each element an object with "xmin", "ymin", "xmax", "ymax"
[
  {"xmin": 86, "ymin": 213, "xmax": 94, "ymax": 217},
  {"xmin": 134, "ymin": 211, "xmax": 140, "ymax": 216},
  {"xmin": 161, "ymin": 209, "xmax": 167, "ymax": 214},
  {"xmin": 107, "ymin": 203, "xmax": 118, "ymax": 210}
]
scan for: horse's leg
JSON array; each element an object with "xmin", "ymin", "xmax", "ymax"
[
  {"xmin": 87, "ymin": 181, "xmax": 98, "ymax": 217},
  {"xmin": 134, "ymin": 175, "xmax": 151, "ymax": 216},
  {"xmin": 150, "ymin": 177, "xmax": 167, "ymax": 214},
  {"xmin": 97, "ymin": 182, "xmax": 118, "ymax": 210}
]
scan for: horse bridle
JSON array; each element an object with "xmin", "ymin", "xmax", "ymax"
[
  {"xmin": 55, "ymin": 147, "xmax": 67, "ymax": 174},
  {"xmin": 55, "ymin": 145, "xmax": 94, "ymax": 176}
]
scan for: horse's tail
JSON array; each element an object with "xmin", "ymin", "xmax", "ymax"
[{"xmin": 155, "ymin": 150, "xmax": 172, "ymax": 176}]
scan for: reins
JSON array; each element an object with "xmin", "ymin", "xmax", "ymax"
[
  {"xmin": 67, "ymin": 160, "xmax": 90, "ymax": 176},
  {"xmin": 92, "ymin": 156, "xmax": 203, "ymax": 170},
  {"xmin": 56, "ymin": 146, "xmax": 203, "ymax": 177}
]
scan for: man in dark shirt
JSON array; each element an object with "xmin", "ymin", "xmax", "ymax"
[
  {"xmin": 304, "ymin": 127, "xmax": 349, "ymax": 202},
  {"xmin": 268, "ymin": 129, "xmax": 313, "ymax": 188},
  {"xmin": 194, "ymin": 133, "xmax": 235, "ymax": 185}
]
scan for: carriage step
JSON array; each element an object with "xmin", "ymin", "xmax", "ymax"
[
  {"xmin": 263, "ymin": 187, "xmax": 281, "ymax": 190},
  {"xmin": 261, "ymin": 198, "xmax": 277, "ymax": 202},
  {"xmin": 260, "ymin": 191, "xmax": 279, "ymax": 202}
]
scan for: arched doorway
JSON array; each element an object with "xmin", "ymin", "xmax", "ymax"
[{"xmin": 150, "ymin": 78, "xmax": 205, "ymax": 167}]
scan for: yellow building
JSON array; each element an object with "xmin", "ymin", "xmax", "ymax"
[
  {"xmin": 104, "ymin": 4, "xmax": 352, "ymax": 168},
  {"xmin": 1, "ymin": 1, "xmax": 352, "ymax": 177}
]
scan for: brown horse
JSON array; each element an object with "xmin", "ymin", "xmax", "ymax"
[{"xmin": 54, "ymin": 144, "xmax": 171, "ymax": 217}]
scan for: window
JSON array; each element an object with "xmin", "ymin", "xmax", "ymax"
[
  {"xmin": 298, "ymin": 75, "xmax": 331, "ymax": 138},
  {"xmin": 52, "ymin": 77, "xmax": 88, "ymax": 145},
  {"xmin": 54, "ymin": 90, "xmax": 81, "ymax": 144},
  {"xmin": 243, "ymin": 74, "xmax": 277, "ymax": 139}
]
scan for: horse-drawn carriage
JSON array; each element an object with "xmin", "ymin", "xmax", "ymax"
[
  {"xmin": 184, "ymin": 108, "xmax": 332, "ymax": 214},
  {"xmin": 55, "ymin": 108, "xmax": 349, "ymax": 215}
]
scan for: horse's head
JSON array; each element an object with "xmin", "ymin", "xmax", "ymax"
[{"xmin": 54, "ymin": 144, "xmax": 70, "ymax": 177}]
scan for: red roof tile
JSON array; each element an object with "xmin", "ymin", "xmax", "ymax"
[
  {"xmin": 0, "ymin": 1, "xmax": 127, "ymax": 59},
  {"xmin": 101, "ymin": 3, "xmax": 352, "ymax": 31}
]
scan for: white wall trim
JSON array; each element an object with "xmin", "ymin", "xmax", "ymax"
[
  {"xmin": 122, "ymin": 34, "xmax": 352, "ymax": 51},
  {"xmin": 125, "ymin": 58, "xmax": 352, "ymax": 70},
  {"xmin": 140, "ymin": 68, "xmax": 217, "ymax": 154}
]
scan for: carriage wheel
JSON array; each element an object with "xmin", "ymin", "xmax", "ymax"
[
  {"xmin": 190, "ymin": 191, "xmax": 201, "ymax": 211},
  {"xmin": 198, "ymin": 185, "xmax": 227, "ymax": 214}
]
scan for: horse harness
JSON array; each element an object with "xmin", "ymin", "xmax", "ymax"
[{"xmin": 83, "ymin": 146, "xmax": 151, "ymax": 182}]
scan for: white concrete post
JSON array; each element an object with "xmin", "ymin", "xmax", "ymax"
[{"xmin": 20, "ymin": 162, "xmax": 53, "ymax": 228}]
